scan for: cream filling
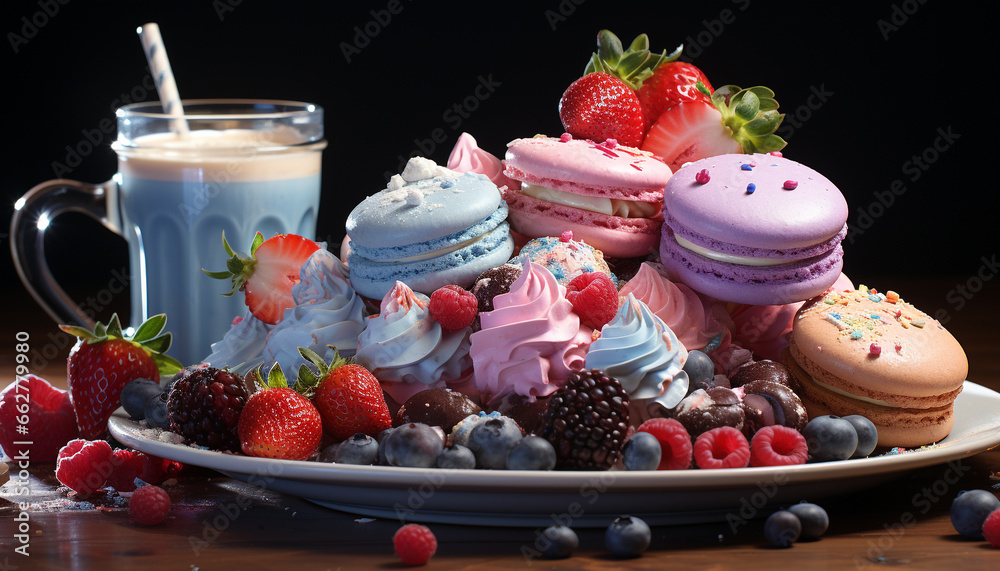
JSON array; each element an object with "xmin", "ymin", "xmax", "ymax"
[
  {"xmin": 674, "ymin": 235, "xmax": 811, "ymax": 267},
  {"xmin": 811, "ymin": 376, "xmax": 896, "ymax": 408},
  {"xmin": 382, "ymin": 232, "xmax": 488, "ymax": 263},
  {"xmin": 521, "ymin": 183, "xmax": 659, "ymax": 218}
]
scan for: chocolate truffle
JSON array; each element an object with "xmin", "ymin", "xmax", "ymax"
[
  {"xmin": 729, "ymin": 359, "xmax": 794, "ymax": 389},
  {"xmin": 472, "ymin": 263, "xmax": 522, "ymax": 313},
  {"xmin": 738, "ymin": 379, "xmax": 808, "ymax": 439},
  {"xmin": 672, "ymin": 386, "xmax": 745, "ymax": 439},
  {"xmin": 393, "ymin": 388, "xmax": 482, "ymax": 433}
]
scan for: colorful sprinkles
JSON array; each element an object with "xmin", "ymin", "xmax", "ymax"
[
  {"xmin": 695, "ymin": 169, "xmax": 711, "ymax": 184},
  {"xmin": 741, "ymin": 163, "xmax": 753, "ymax": 171},
  {"xmin": 559, "ymin": 132, "xmax": 573, "ymax": 143},
  {"xmin": 783, "ymin": 179, "xmax": 799, "ymax": 190},
  {"xmin": 814, "ymin": 287, "xmax": 933, "ymax": 354},
  {"xmin": 746, "ymin": 183, "xmax": 756, "ymax": 194}
]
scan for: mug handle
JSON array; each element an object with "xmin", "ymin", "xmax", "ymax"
[{"xmin": 10, "ymin": 178, "xmax": 122, "ymax": 328}]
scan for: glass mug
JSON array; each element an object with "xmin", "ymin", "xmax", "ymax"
[{"xmin": 11, "ymin": 100, "xmax": 326, "ymax": 366}]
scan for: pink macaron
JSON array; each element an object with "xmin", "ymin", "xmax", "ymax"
[
  {"xmin": 502, "ymin": 135, "xmax": 672, "ymax": 258},
  {"xmin": 659, "ymin": 153, "xmax": 848, "ymax": 305}
]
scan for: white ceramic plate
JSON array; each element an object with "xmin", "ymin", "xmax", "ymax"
[{"xmin": 109, "ymin": 381, "xmax": 1000, "ymax": 527}]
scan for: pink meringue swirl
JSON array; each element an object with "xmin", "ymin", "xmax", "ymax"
[
  {"xmin": 355, "ymin": 281, "xmax": 473, "ymax": 405},
  {"xmin": 470, "ymin": 258, "xmax": 593, "ymax": 406},
  {"xmin": 618, "ymin": 262, "xmax": 725, "ymax": 352},
  {"xmin": 729, "ymin": 272, "xmax": 854, "ymax": 360},
  {"xmin": 447, "ymin": 132, "xmax": 521, "ymax": 191}
]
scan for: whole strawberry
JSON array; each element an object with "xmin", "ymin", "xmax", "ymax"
[
  {"xmin": 295, "ymin": 348, "xmax": 393, "ymax": 441},
  {"xmin": 559, "ymin": 72, "xmax": 645, "ymax": 147},
  {"xmin": 61, "ymin": 314, "xmax": 182, "ymax": 439},
  {"xmin": 204, "ymin": 231, "xmax": 321, "ymax": 325},
  {"xmin": 559, "ymin": 30, "xmax": 671, "ymax": 147},
  {"xmin": 239, "ymin": 363, "xmax": 323, "ymax": 460},
  {"xmin": 0, "ymin": 374, "xmax": 79, "ymax": 462}
]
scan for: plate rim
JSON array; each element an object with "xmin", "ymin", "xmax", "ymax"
[{"xmin": 109, "ymin": 380, "xmax": 1000, "ymax": 492}]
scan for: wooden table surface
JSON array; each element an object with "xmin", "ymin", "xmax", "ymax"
[{"xmin": 1, "ymin": 277, "xmax": 998, "ymax": 570}]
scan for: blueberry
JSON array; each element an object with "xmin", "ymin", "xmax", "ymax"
[
  {"xmin": 334, "ymin": 433, "xmax": 379, "ymax": 465},
  {"xmin": 605, "ymin": 515, "xmax": 651, "ymax": 557},
  {"xmin": 786, "ymin": 502, "xmax": 829, "ymax": 540},
  {"xmin": 121, "ymin": 378, "xmax": 162, "ymax": 420},
  {"xmin": 143, "ymin": 392, "xmax": 170, "ymax": 429},
  {"xmin": 802, "ymin": 415, "xmax": 859, "ymax": 462},
  {"xmin": 842, "ymin": 415, "xmax": 878, "ymax": 458},
  {"xmin": 539, "ymin": 524, "xmax": 578, "ymax": 559},
  {"xmin": 383, "ymin": 423, "xmax": 443, "ymax": 468},
  {"xmin": 764, "ymin": 510, "xmax": 802, "ymax": 547},
  {"xmin": 622, "ymin": 432, "xmax": 662, "ymax": 471},
  {"xmin": 376, "ymin": 427, "xmax": 395, "ymax": 465},
  {"xmin": 436, "ymin": 444, "xmax": 476, "ymax": 469},
  {"xmin": 950, "ymin": 489, "xmax": 1000, "ymax": 539},
  {"xmin": 683, "ymin": 350, "xmax": 715, "ymax": 394},
  {"xmin": 318, "ymin": 443, "xmax": 340, "ymax": 463},
  {"xmin": 506, "ymin": 436, "xmax": 556, "ymax": 471},
  {"xmin": 467, "ymin": 417, "xmax": 523, "ymax": 469}
]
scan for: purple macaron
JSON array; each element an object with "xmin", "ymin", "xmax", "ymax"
[{"xmin": 659, "ymin": 153, "xmax": 848, "ymax": 305}]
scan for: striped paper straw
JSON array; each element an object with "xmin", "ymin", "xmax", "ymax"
[{"xmin": 137, "ymin": 23, "xmax": 189, "ymax": 135}]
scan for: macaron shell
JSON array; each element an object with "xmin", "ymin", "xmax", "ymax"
[
  {"xmin": 504, "ymin": 137, "xmax": 672, "ymax": 200},
  {"xmin": 664, "ymin": 153, "xmax": 848, "ymax": 250},
  {"xmin": 348, "ymin": 222, "xmax": 515, "ymax": 299},
  {"xmin": 347, "ymin": 172, "xmax": 502, "ymax": 249},
  {"xmin": 660, "ymin": 230, "xmax": 844, "ymax": 305},
  {"xmin": 505, "ymin": 188, "xmax": 661, "ymax": 258},
  {"xmin": 790, "ymin": 291, "xmax": 968, "ymax": 398},
  {"xmin": 784, "ymin": 352, "xmax": 957, "ymax": 447}
]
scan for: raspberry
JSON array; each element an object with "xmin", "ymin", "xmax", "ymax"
[
  {"xmin": 636, "ymin": 418, "xmax": 692, "ymax": 470},
  {"xmin": 693, "ymin": 426, "xmax": 750, "ymax": 469},
  {"xmin": 428, "ymin": 284, "xmax": 478, "ymax": 330},
  {"xmin": 984, "ymin": 508, "xmax": 1000, "ymax": 547},
  {"xmin": 393, "ymin": 523, "xmax": 437, "ymax": 565},
  {"xmin": 565, "ymin": 272, "xmax": 618, "ymax": 330},
  {"xmin": 106, "ymin": 449, "xmax": 182, "ymax": 492},
  {"xmin": 749, "ymin": 426, "xmax": 808, "ymax": 467},
  {"xmin": 55, "ymin": 439, "xmax": 113, "ymax": 494},
  {"xmin": 130, "ymin": 484, "xmax": 171, "ymax": 525}
]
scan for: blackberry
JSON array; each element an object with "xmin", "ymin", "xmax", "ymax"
[
  {"xmin": 537, "ymin": 369, "xmax": 630, "ymax": 470},
  {"xmin": 167, "ymin": 367, "xmax": 249, "ymax": 451}
]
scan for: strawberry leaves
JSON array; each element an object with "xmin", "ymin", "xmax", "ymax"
[
  {"xmin": 203, "ymin": 230, "xmax": 262, "ymax": 297},
  {"xmin": 584, "ymin": 29, "xmax": 681, "ymax": 91},
  {"xmin": 701, "ymin": 82, "xmax": 787, "ymax": 155},
  {"xmin": 59, "ymin": 313, "xmax": 182, "ymax": 374}
]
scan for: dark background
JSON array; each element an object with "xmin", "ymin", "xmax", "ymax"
[{"xmin": 2, "ymin": 0, "xmax": 997, "ymax": 338}]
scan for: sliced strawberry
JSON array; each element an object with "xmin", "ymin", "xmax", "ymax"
[
  {"xmin": 204, "ymin": 232, "xmax": 320, "ymax": 325},
  {"xmin": 559, "ymin": 72, "xmax": 645, "ymax": 147},
  {"xmin": 641, "ymin": 83, "xmax": 786, "ymax": 172},
  {"xmin": 636, "ymin": 60, "xmax": 715, "ymax": 133},
  {"xmin": 60, "ymin": 314, "xmax": 182, "ymax": 439}
]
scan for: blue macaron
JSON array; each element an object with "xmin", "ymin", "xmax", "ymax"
[{"xmin": 346, "ymin": 163, "xmax": 514, "ymax": 300}]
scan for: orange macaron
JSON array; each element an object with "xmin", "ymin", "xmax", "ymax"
[{"xmin": 782, "ymin": 286, "xmax": 968, "ymax": 447}]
